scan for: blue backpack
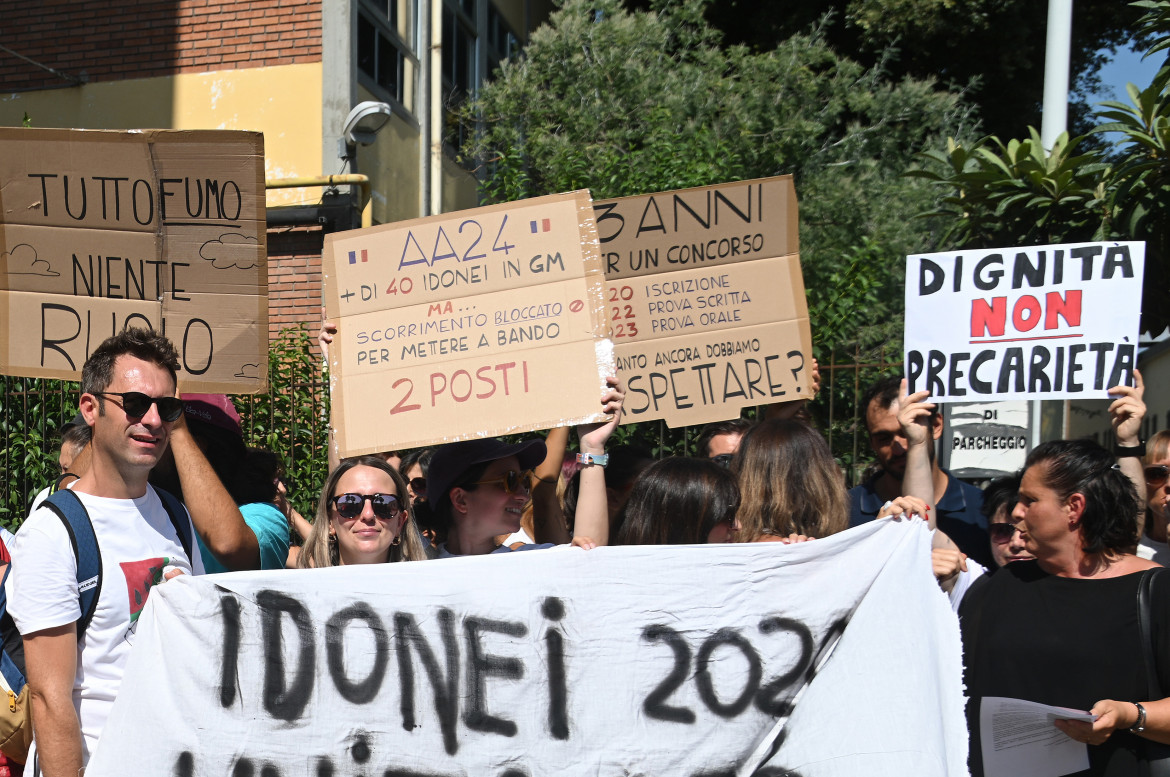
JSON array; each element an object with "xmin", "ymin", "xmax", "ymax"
[{"xmin": 0, "ymin": 486, "xmax": 191, "ymax": 763}]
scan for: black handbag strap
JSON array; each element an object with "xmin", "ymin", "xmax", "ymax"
[{"xmin": 1137, "ymin": 567, "xmax": 1167, "ymax": 700}]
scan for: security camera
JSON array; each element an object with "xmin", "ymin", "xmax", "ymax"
[{"xmin": 341, "ymin": 101, "xmax": 393, "ymax": 148}]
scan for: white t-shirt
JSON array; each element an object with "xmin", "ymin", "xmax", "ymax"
[
  {"xmin": 7, "ymin": 486, "xmax": 203, "ymax": 763},
  {"xmin": 1138, "ymin": 533, "xmax": 1170, "ymax": 566}
]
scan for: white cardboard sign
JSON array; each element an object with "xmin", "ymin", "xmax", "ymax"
[{"xmin": 905, "ymin": 242, "xmax": 1144, "ymax": 402}]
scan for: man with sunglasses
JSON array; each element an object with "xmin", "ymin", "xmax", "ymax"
[
  {"xmin": 6, "ymin": 328, "xmax": 208, "ymax": 777},
  {"xmin": 849, "ymin": 375, "xmax": 993, "ymax": 567}
]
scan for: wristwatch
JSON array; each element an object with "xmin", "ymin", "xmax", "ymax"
[
  {"xmin": 1130, "ymin": 702, "xmax": 1147, "ymax": 734},
  {"xmin": 576, "ymin": 452, "xmax": 609, "ymax": 468}
]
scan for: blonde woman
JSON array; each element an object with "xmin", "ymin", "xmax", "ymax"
[{"xmin": 297, "ymin": 455, "xmax": 429, "ymax": 567}]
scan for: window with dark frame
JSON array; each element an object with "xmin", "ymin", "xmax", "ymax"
[
  {"xmin": 357, "ymin": 0, "xmax": 417, "ymax": 114},
  {"xmin": 441, "ymin": 0, "xmax": 520, "ymax": 158}
]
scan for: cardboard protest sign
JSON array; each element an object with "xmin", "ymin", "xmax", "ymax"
[
  {"xmin": 596, "ymin": 176, "xmax": 812, "ymax": 426},
  {"xmin": 0, "ymin": 128, "xmax": 268, "ymax": 391},
  {"xmin": 323, "ymin": 191, "xmax": 611, "ymax": 455},
  {"xmin": 905, "ymin": 241, "xmax": 1144, "ymax": 402},
  {"xmin": 88, "ymin": 521, "xmax": 968, "ymax": 776}
]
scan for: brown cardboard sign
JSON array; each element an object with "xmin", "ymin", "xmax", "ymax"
[
  {"xmin": 0, "ymin": 128, "xmax": 268, "ymax": 391},
  {"xmin": 596, "ymin": 176, "xmax": 812, "ymax": 426},
  {"xmin": 323, "ymin": 190, "xmax": 612, "ymax": 455}
]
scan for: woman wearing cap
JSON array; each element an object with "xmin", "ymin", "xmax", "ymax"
[
  {"xmin": 960, "ymin": 439, "xmax": 1170, "ymax": 776},
  {"xmin": 420, "ymin": 378, "xmax": 623, "ymax": 557},
  {"xmin": 298, "ymin": 455, "xmax": 429, "ymax": 567}
]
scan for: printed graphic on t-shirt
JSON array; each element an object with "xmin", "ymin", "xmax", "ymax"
[{"xmin": 120, "ymin": 557, "xmax": 170, "ymax": 623}]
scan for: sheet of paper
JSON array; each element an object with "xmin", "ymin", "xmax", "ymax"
[{"xmin": 980, "ymin": 696, "xmax": 1096, "ymax": 777}]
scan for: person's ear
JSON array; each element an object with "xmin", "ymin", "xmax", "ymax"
[
  {"xmin": 1066, "ymin": 492, "xmax": 1086, "ymax": 527},
  {"xmin": 80, "ymin": 393, "xmax": 100, "ymax": 426},
  {"xmin": 450, "ymin": 487, "xmax": 470, "ymax": 515},
  {"xmin": 931, "ymin": 412, "xmax": 944, "ymax": 440}
]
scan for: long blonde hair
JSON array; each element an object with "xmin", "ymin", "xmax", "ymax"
[
  {"xmin": 297, "ymin": 456, "xmax": 429, "ymax": 568},
  {"xmin": 732, "ymin": 419, "xmax": 848, "ymax": 541}
]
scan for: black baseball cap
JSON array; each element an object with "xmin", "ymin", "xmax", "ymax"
[{"xmin": 427, "ymin": 438, "xmax": 547, "ymax": 511}]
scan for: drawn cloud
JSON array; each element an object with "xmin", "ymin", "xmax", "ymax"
[
  {"xmin": 199, "ymin": 233, "xmax": 260, "ymax": 270},
  {"xmin": 234, "ymin": 363, "xmax": 261, "ymax": 379},
  {"xmin": 3, "ymin": 243, "xmax": 60, "ymax": 276}
]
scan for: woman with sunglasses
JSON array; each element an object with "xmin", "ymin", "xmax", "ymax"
[
  {"xmin": 1137, "ymin": 430, "xmax": 1170, "ymax": 565},
  {"xmin": 959, "ymin": 439, "xmax": 1170, "ymax": 776},
  {"xmin": 297, "ymin": 456, "xmax": 429, "ymax": 567},
  {"xmin": 420, "ymin": 378, "xmax": 623, "ymax": 557},
  {"xmin": 981, "ymin": 473, "xmax": 1033, "ymax": 567}
]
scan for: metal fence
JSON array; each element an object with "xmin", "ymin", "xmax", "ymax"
[{"xmin": 0, "ymin": 327, "xmax": 333, "ymax": 530}]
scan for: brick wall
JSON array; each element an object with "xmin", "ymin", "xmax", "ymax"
[
  {"xmin": 0, "ymin": 0, "xmax": 322, "ymax": 91},
  {"xmin": 268, "ymin": 226, "xmax": 325, "ymax": 342}
]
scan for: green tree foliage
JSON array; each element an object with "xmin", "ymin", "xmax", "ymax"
[
  {"xmin": 690, "ymin": 0, "xmax": 1141, "ymax": 141},
  {"xmin": 910, "ymin": 0, "xmax": 1170, "ymax": 336},
  {"xmin": 461, "ymin": 0, "xmax": 977, "ymax": 458}
]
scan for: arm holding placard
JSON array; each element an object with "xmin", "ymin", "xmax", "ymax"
[
  {"xmin": 1109, "ymin": 368, "xmax": 1147, "ymax": 538},
  {"xmin": 890, "ymin": 380, "xmax": 974, "ymax": 590},
  {"xmin": 531, "ymin": 425, "xmax": 572, "ymax": 545},
  {"xmin": 897, "ymin": 380, "xmax": 938, "ymax": 528},
  {"xmin": 571, "ymin": 377, "xmax": 624, "ymax": 548}
]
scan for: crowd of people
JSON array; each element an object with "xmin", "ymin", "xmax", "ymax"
[{"xmin": 1, "ymin": 324, "xmax": 1167, "ymax": 777}]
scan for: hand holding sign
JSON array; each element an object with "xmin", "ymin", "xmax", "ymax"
[
  {"xmin": 1108, "ymin": 368, "xmax": 1146, "ymax": 448},
  {"xmin": 318, "ymin": 306, "xmax": 336, "ymax": 361},
  {"xmin": 897, "ymin": 381, "xmax": 936, "ymax": 449},
  {"xmin": 577, "ymin": 376, "xmax": 625, "ymax": 454}
]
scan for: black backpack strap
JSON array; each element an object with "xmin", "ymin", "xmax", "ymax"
[
  {"xmin": 52, "ymin": 472, "xmax": 80, "ymax": 494},
  {"xmin": 152, "ymin": 486, "xmax": 193, "ymax": 563},
  {"xmin": 42, "ymin": 490, "xmax": 102, "ymax": 640},
  {"xmin": 1137, "ymin": 567, "xmax": 1166, "ymax": 700}
]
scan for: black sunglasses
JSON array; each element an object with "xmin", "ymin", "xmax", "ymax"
[
  {"xmin": 331, "ymin": 492, "xmax": 401, "ymax": 520},
  {"xmin": 1147, "ymin": 465, "xmax": 1170, "ymax": 488},
  {"xmin": 94, "ymin": 391, "xmax": 184, "ymax": 422},
  {"xmin": 472, "ymin": 469, "xmax": 533, "ymax": 495},
  {"xmin": 408, "ymin": 477, "xmax": 427, "ymax": 494},
  {"xmin": 989, "ymin": 522, "xmax": 1024, "ymax": 543}
]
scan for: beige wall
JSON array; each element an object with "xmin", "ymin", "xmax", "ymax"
[
  {"xmin": 1, "ymin": 63, "xmax": 324, "ymax": 208},
  {"xmin": 441, "ymin": 155, "xmax": 480, "ymax": 213}
]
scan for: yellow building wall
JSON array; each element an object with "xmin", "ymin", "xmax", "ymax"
[
  {"xmin": 442, "ymin": 155, "xmax": 480, "ymax": 213},
  {"xmin": 356, "ymin": 84, "xmax": 421, "ymax": 225},
  {"xmin": 0, "ymin": 63, "xmax": 323, "ymax": 208}
]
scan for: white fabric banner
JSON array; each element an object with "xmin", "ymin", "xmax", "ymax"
[
  {"xmin": 87, "ymin": 520, "xmax": 968, "ymax": 776},
  {"xmin": 904, "ymin": 241, "xmax": 1144, "ymax": 402}
]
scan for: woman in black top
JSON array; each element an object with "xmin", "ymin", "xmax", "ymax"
[{"xmin": 960, "ymin": 439, "xmax": 1170, "ymax": 776}]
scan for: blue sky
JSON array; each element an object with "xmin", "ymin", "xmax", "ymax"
[{"xmin": 1088, "ymin": 43, "xmax": 1163, "ymax": 105}]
